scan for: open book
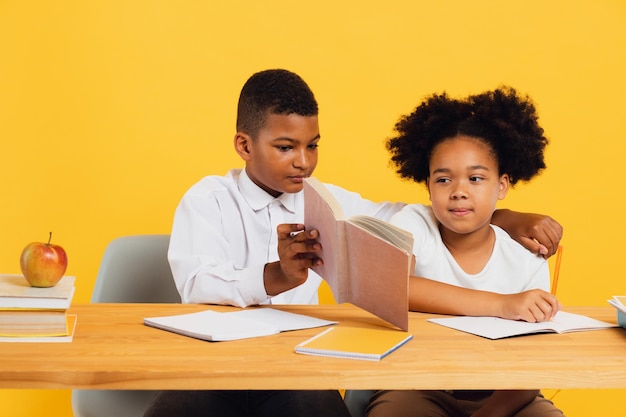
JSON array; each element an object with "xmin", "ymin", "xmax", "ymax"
[
  {"xmin": 303, "ymin": 178, "xmax": 413, "ymax": 331},
  {"xmin": 608, "ymin": 296, "xmax": 626, "ymax": 328},
  {"xmin": 608, "ymin": 296, "xmax": 626, "ymax": 314},
  {"xmin": 144, "ymin": 307, "xmax": 337, "ymax": 342},
  {"xmin": 295, "ymin": 326, "xmax": 413, "ymax": 361},
  {"xmin": 428, "ymin": 311, "xmax": 616, "ymax": 340}
]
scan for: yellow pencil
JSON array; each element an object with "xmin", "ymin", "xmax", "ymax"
[{"xmin": 551, "ymin": 245, "xmax": 563, "ymax": 296}]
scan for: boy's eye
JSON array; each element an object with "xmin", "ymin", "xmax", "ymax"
[
  {"xmin": 469, "ymin": 176, "xmax": 483, "ymax": 182},
  {"xmin": 276, "ymin": 145, "xmax": 292, "ymax": 152},
  {"xmin": 307, "ymin": 143, "xmax": 319, "ymax": 150}
]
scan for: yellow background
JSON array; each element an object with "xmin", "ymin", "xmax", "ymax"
[{"xmin": 1, "ymin": 0, "xmax": 625, "ymax": 415}]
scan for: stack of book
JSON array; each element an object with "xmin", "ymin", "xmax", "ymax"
[{"xmin": 0, "ymin": 274, "xmax": 76, "ymax": 342}]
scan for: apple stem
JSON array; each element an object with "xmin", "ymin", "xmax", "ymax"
[{"xmin": 47, "ymin": 232, "xmax": 52, "ymax": 245}]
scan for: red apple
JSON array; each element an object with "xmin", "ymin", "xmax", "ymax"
[{"xmin": 20, "ymin": 232, "xmax": 68, "ymax": 288}]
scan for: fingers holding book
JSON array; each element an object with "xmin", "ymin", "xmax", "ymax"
[
  {"xmin": 279, "ymin": 224, "xmax": 323, "ymax": 266},
  {"xmin": 265, "ymin": 224, "xmax": 324, "ymax": 296}
]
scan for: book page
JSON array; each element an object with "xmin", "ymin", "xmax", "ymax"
[
  {"xmin": 348, "ymin": 215, "xmax": 413, "ymax": 252},
  {"xmin": 144, "ymin": 308, "xmax": 337, "ymax": 342},
  {"xmin": 609, "ymin": 296, "xmax": 626, "ymax": 314},
  {"xmin": 227, "ymin": 308, "xmax": 337, "ymax": 332},
  {"xmin": 428, "ymin": 311, "xmax": 616, "ymax": 339},
  {"xmin": 613, "ymin": 296, "xmax": 626, "ymax": 306},
  {"xmin": 302, "ymin": 177, "xmax": 346, "ymax": 220},
  {"xmin": 145, "ymin": 310, "xmax": 277, "ymax": 341}
]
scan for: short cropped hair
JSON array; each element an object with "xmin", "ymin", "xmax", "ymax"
[
  {"xmin": 387, "ymin": 86, "xmax": 548, "ymax": 186},
  {"xmin": 236, "ymin": 69, "xmax": 319, "ymax": 139}
]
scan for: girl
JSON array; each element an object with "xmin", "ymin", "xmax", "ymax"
[{"xmin": 366, "ymin": 87, "xmax": 565, "ymax": 417}]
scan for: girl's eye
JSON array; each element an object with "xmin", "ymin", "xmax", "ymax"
[
  {"xmin": 277, "ymin": 146, "xmax": 292, "ymax": 152},
  {"xmin": 308, "ymin": 143, "xmax": 319, "ymax": 150},
  {"xmin": 435, "ymin": 178, "xmax": 450, "ymax": 183}
]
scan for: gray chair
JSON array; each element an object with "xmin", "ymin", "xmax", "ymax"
[
  {"xmin": 344, "ymin": 389, "xmax": 375, "ymax": 417},
  {"xmin": 71, "ymin": 234, "xmax": 180, "ymax": 417}
]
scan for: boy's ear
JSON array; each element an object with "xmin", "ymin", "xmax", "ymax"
[{"xmin": 234, "ymin": 132, "xmax": 253, "ymax": 161}]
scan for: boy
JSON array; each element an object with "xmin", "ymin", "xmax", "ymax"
[{"xmin": 144, "ymin": 70, "xmax": 563, "ymax": 417}]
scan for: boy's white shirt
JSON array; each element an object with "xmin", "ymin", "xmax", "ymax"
[
  {"xmin": 389, "ymin": 204, "xmax": 549, "ymax": 293},
  {"xmin": 168, "ymin": 168, "xmax": 405, "ymax": 307}
]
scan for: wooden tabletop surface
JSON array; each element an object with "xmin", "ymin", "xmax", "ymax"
[{"xmin": 0, "ymin": 303, "xmax": 624, "ymax": 390}]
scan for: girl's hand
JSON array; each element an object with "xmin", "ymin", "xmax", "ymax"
[{"xmin": 497, "ymin": 289, "xmax": 561, "ymax": 322}]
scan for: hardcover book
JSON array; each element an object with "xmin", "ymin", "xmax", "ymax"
[
  {"xmin": 0, "ymin": 274, "xmax": 75, "ymax": 310},
  {"xmin": 303, "ymin": 177, "xmax": 413, "ymax": 331},
  {"xmin": 0, "ymin": 274, "xmax": 75, "ymax": 340},
  {"xmin": 0, "ymin": 309, "xmax": 68, "ymax": 336},
  {"xmin": 0, "ymin": 314, "xmax": 77, "ymax": 342}
]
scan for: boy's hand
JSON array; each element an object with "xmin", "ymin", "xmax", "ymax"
[
  {"xmin": 492, "ymin": 210, "xmax": 563, "ymax": 258},
  {"xmin": 497, "ymin": 289, "xmax": 561, "ymax": 322},
  {"xmin": 278, "ymin": 223, "xmax": 323, "ymax": 272},
  {"xmin": 264, "ymin": 224, "xmax": 323, "ymax": 296},
  {"xmin": 517, "ymin": 214, "xmax": 563, "ymax": 258}
]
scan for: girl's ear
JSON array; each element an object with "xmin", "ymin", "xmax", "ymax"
[
  {"xmin": 234, "ymin": 132, "xmax": 253, "ymax": 161},
  {"xmin": 498, "ymin": 174, "xmax": 510, "ymax": 200}
]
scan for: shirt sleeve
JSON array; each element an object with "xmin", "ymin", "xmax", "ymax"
[
  {"xmin": 167, "ymin": 183, "xmax": 270, "ymax": 308},
  {"xmin": 389, "ymin": 205, "xmax": 431, "ymax": 259}
]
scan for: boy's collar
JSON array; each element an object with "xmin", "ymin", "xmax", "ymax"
[{"xmin": 238, "ymin": 168, "xmax": 297, "ymax": 213}]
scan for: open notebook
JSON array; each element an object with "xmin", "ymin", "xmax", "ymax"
[
  {"xmin": 144, "ymin": 308, "xmax": 336, "ymax": 342},
  {"xmin": 428, "ymin": 311, "xmax": 615, "ymax": 340}
]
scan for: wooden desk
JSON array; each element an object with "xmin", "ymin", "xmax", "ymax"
[{"xmin": 0, "ymin": 304, "xmax": 624, "ymax": 390}]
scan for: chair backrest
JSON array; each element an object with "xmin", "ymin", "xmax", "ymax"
[
  {"xmin": 72, "ymin": 234, "xmax": 180, "ymax": 417},
  {"xmin": 91, "ymin": 234, "xmax": 180, "ymax": 303}
]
